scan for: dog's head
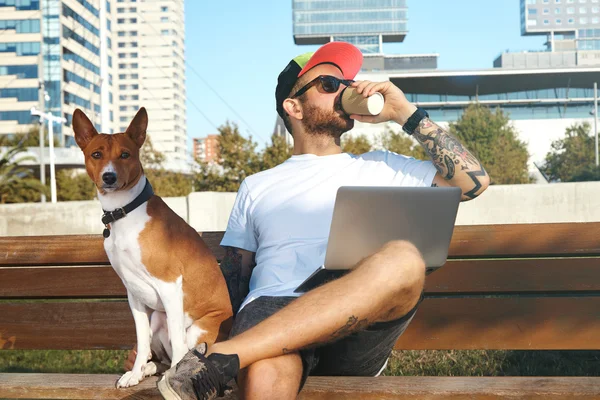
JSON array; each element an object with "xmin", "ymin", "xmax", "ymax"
[{"xmin": 73, "ymin": 107, "xmax": 147, "ymax": 194}]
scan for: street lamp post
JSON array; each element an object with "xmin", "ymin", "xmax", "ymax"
[
  {"xmin": 30, "ymin": 107, "xmax": 66, "ymax": 203},
  {"xmin": 594, "ymin": 82, "xmax": 598, "ymax": 167}
]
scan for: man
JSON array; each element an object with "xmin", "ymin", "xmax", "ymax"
[{"xmin": 156, "ymin": 42, "xmax": 490, "ymax": 400}]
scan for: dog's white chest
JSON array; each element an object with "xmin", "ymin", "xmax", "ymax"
[{"xmin": 104, "ymin": 204, "xmax": 163, "ymax": 310}]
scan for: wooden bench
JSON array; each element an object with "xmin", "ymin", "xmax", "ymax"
[{"xmin": 1, "ymin": 222, "xmax": 600, "ymax": 399}]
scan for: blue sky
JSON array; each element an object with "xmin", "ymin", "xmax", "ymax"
[{"xmin": 184, "ymin": 0, "xmax": 547, "ymax": 148}]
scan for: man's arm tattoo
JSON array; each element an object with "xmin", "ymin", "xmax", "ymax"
[
  {"xmin": 220, "ymin": 247, "xmax": 254, "ymax": 314},
  {"xmin": 413, "ymin": 118, "xmax": 487, "ymax": 199}
]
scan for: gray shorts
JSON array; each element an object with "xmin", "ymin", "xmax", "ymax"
[{"xmin": 229, "ymin": 295, "xmax": 420, "ymax": 390}]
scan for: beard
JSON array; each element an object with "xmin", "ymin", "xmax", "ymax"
[{"xmin": 300, "ymin": 100, "xmax": 354, "ymax": 139}]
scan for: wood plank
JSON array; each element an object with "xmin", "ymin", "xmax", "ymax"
[
  {"xmin": 448, "ymin": 222, "xmax": 600, "ymax": 258},
  {"xmin": 0, "ymin": 374, "xmax": 162, "ymax": 400},
  {"xmin": 0, "ymin": 232, "xmax": 225, "ymax": 266},
  {"xmin": 3, "ymin": 258, "xmax": 600, "ymax": 298},
  {"xmin": 425, "ymin": 258, "xmax": 600, "ymax": 294},
  {"xmin": 300, "ymin": 376, "xmax": 600, "ymax": 399},
  {"xmin": 0, "ymin": 302, "xmax": 135, "ymax": 350},
  {"xmin": 2, "ymin": 223, "xmax": 600, "ymax": 267},
  {"xmin": 2, "ymin": 297, "xmax": 600, "ymax": 351},
  {"xmin": 1, "ymin": 374, "xmax": 600, "ymax": 400},
  {"xmin": 396, "ymin": 297, "xmax": 600, "ymax": 350},
  {"xmin": 0, "ymin": 266, "xmax": 126, "ymax": 298}
]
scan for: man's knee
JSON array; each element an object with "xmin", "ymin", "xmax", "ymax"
[
  {"xmin": 376, "ymin": 240, "xmax": 425, "ymax": 286},
  {"xmin": 240, "ymin": 353, "xmax": 303, "ymax": 400}
]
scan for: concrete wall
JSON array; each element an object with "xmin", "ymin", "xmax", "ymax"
[
  {"xmin": 1, "ymin": 182, "xmax": 600, "ymax": 236},
  {"xmin": 187, "ymin": 192, "xmax": 237, "ymax": 232},
  {"xmin": 454, "ymin": 182, "xmax": 600, "ymax": 225},
  {"xmin": 0, "ymin": 197, "xmax": 189, "ymax": 236}
]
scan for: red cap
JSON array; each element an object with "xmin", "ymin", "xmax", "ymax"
[{"xmin": 298, "ymin": 41, "xmax": 363, "ymax": 80}]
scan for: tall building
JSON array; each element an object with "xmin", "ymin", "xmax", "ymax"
[
  {"xmin": 193, "ymin": 135, "xmax": 218, "ymax": 163},
  {"xmin": 0, "ymin": 0, "xmax": 115, "ymax": 146},
  {"xmin": 521, "ymin": 0, "xmax": 599, "ymax": 46},
  {"xmin": 114, "ymin": 0, "xmax": 187, "ymax": 171},
  {"xmin": 292, "ymin": 0, "xmax": 408, "ymax": 54},
  {"xmin": 504, "ymin": 0, "xmax": 600, "ymax": 68}
]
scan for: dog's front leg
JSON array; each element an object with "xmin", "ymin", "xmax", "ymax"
[
  {"xmin": 158, "ymin": 278, "xmax": 188, "ymax": 367},
  {"xmin": 117, "ymin": 291, "xmax": 151, "ymax": 388}
]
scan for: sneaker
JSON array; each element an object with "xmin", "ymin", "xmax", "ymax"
[{"xmin": 157, "ymin": 343, "xmax": 240, "ymax": 400}]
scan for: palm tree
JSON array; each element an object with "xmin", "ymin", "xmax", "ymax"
[{"xmin": 0, "ymin": 145, "xmax": 48, "ymax": 203}]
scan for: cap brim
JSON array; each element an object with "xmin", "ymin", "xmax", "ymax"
[{"xmin": 298, "ymin": 42, "xmax": 363, "ymax": 80}]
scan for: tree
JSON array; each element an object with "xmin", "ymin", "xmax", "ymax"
[
  {"xmin": 0, "ymin": 125, "xmax": 60, "ymax": 147},
  {"xmin": 0, "ymin": 145, "xmax": 48, "ymax": 203},
  {"xmin": 572, "ymin": 166, "xmax": 600, "ymax": 182},
  {"xmin": 261, "ymin": 134, "xmax": 292, "ymax": 170},
  {"xmin": 342, "ymin": 134, "xmax": 373, "ymax": 155},
  {"xmin": 448, "ymin": 104, "xmax": 531, "ymax": 184},
  {"xmin": 542, "ymin": 123, "xmax": 597, "ymax": 182},
  {"xmin": 194, "ymin": 122, "xmax": 261, "ymax": 192},
  {"xmin": 141, "ymin": 136, "xmax": 192, "ymax": 197},
  {"xmin": 56, "ymin": 169, "xmax": 97, "ymax": 201},
  {"xmin": 379, "ymin": 128, "xmax": 428, "ymax": 160},
  {"xmin": 141, "ymin": 135, "xmax": 166, "ymax": 170}
]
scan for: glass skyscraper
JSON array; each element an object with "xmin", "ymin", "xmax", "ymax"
[
  {"xmin": 0, "ymin": 0, "xmax": 115, "ymax": 146},
  {"xmin": 292, "ymin": 0, "xmax": 408, "ymax": 54},
  {"xmin": 521, "ymin": 0, "xmax": 600, "ymax": 52}
]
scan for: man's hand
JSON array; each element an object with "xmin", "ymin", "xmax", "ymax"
[
  {"xmin": 348, "ymin": 80, "xmax": 490, "ymax": 200},
  {"xmin": 124, "ymin": 344, "xmax": 137, "ymax": 371},
  {"xmin": 348, "ymin": 80, "xmax": 417, "ymax": 126}
]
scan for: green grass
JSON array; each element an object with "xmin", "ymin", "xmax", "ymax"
[
  {"xmin": 2, "ymin": 350, "xmax": 600, "ymax": 376},
  {"xmin": 0, "ymin": 350, "xmax": 128, "ymax": 374},
  {"xmin": 384, "ymin": 350, "xmax": 600, "ymax": 376}
]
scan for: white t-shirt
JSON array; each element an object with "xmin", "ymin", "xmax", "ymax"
[{"xmin": 220, "ymin": 150, "xmax": 437, "ymax": 311}]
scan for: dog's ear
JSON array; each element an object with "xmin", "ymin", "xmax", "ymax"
[
  {"xmin": 125, "ymin": 107, "xmax": 147, "ymax": 148},
  {"xmin": 72, "ymin": 109, "xmax": 99, "ymax": 150}
]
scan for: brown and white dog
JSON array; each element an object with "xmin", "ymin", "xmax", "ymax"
[{"xmin": 72, "ymin": 108, "xmax": 232, "ymax": 388}]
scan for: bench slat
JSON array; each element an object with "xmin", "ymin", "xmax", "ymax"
[
  {"xmin": 2, "ymin": 223, "xmax": 600, "ymax": 267},
  {"xmin": 1, "ymin": 374, "xmax": 600, "ymax": 399},
  {"xmin": 396, "ymin": 297, "xmax": 600, "ymax": 350},
  {"xmin": 0, "ymin": 373, "xmax": 161, "ymax": 399},
  {"xmin": 2, "ymin": 258, "xmax": 600, "ymax": 298},
  {"xmin": 2, "ymin": 297, "xmax": 600, "ymax": 351},
  {"xmin": 300, "ymin": 376, "xmax": 600, "ymax": 399},
  {"xmin": 0, "ymin": 266, "xmax": 125, "ymax": 298},
  {"xmin": 0, "ymin": 232, "xmax": 225, "ymax": 266},
  {"xmin": 425, "ymin": 258, "xmax": 600, "ymax": 294}
]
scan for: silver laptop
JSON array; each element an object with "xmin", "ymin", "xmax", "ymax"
[{"xmin": 294, "ymin": 186, "xmax": 462, "ymax": 293}]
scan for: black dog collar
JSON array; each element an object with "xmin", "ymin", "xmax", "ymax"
[{"xmin": 101, "ymin": 179, "xmax": 154, "ymax": 238}]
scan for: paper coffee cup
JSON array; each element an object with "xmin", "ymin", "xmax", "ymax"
[{"xmin": 340, "ymin": 87, "xmax": 385, "ymax": 116}]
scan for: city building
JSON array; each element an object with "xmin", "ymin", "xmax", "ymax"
[
  {"xmin": 495, "ymin": 0, "xmax": 600, "ymax": 68},
  {"xmin": 292, "ymin": 0, "xmax": 407, "ymax": 54},
  {"xmin": 113, "ymin": 0, "xmax": 187, "ymax": 171},
  {"xmin": 520, "ymin": 0, "xmax": 600, "ymax": 47},
  {"xmin": 0, "ymin": 0, "xmax": 115, "ymax": 146},
  {"xmin": 1, "ymin": 0, "xmax": 187, "ymax": 173},
  {"xmin": 193, "ymin": 134, "xmax": 219, "ymax": 163}
]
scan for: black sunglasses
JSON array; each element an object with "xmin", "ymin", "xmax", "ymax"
[{"xmin": 291, "ymin": 75, "xmax": 354, "ymax": 98}]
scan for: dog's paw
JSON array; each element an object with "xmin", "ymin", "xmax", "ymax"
[{"xmin": 116, "ymin": 370, "xmax": 143, "ymax": 388}]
